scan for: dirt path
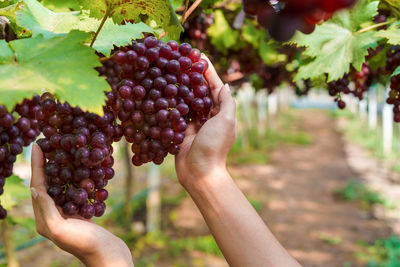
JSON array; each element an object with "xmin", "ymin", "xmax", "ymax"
[{"xmin": 230, "ymin": 110, "xmax": 392, "ymax": 267}]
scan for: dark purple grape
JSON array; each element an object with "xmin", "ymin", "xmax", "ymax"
[
  {"xmin": 164, "ymin": 84, "xmax": 178, "ymax": 98},
  {"xmin": 63, "ymin": 202, "xmax": 79, "ymax": 215},
  {"xmin": 144, "ymin": 36, "xmax": 158, "ymax": 48},
  {"xmin": 167, "ymin": 60, "xmax": 180, "ymax": 73},
  {"xmin": 179, "ymin": 43, "xmax": 192, "ymax": 56},
  {"xmin": 80, "ymin": 203, "xmax": 95, "ymax": 219}
]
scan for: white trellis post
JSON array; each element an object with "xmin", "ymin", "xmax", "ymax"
[
  {"xmin": 237, "ymin": 83, "xmax": 255, "ymax": 148},
  {"xmin": 268, "ymin": 90, "xmax": 278, "ymax": 129},
  {"xmin": 146, "ymin": 163, "xmax": 161, "ymax": 232},
  {"xmin": 256, "ymin": 90, "xmax": 268, "ymax": 136},
  {"xmin": 359, "ymin": 99, "xmax": 367, "ymax": 120},
  {"xmin": 382, "ymin": 87, "xmax": 393, "ymax": 156},
  {"xmin": 368, "ymin": 84, "xmax": 378, "ymax": 129}
]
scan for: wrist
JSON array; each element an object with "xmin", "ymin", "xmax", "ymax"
[{"xmin": 182, "ymin": 166, "xmax": 231, "ymax": 194}]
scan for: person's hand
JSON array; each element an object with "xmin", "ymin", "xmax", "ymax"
[
  {"xmin": 30, "ymin": 144, "xmax": 134, "ymax": 267},
  {"xmin": 175, "ymin": 55, "xmax": 237, "ymax": 189}
]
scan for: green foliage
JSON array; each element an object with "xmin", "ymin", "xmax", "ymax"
[
  {"xmin": 335, "ymin": 179, "xmax": 395, "ymax": 210},
  {"xmin": 77, "ymin": 0, "xmax": 182, "ymax": 40},
  {"xmin": 207, "ymin": 10, "xmax": 239, "ymax": 54},
  {"xmin": 376, "ymin": 25, "xmax": 400, "ymax": 45},
  {"xmin": 0, "ymin": 175, "xmax": 30, "ymax": 210},
  {"xmin": 318, "ymin": 232, "xmax": 343, "ymax": 245},
  {"xmin": 291, "ymin": 0, "xmax": 381, "ymax": 82},
  {"xmin": 15, "ymin": 0, "xmax": 87, "ymax": 38},
  {"xmin": 0, "ymin": 31, "xmax": 110, "ymax": 114},
  {"xmin": 241, "ymin": 21, "xmax": 286, "ymax": 65},
  {"xmin": 356, "ymin": 235, "xmax": 400, "ymax": 267},
  {"xmin": 93, "ymin": 20, "xmax": 156, "ymax": 56}
]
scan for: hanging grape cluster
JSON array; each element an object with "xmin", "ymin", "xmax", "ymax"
[
  {"xmin": 386, "ymin": 46, "xmax": 400, "ymax": 122},
  {"xmin": 0, "ymin": 96, "xmax": 42, "ymax": 219},
  {"xmin": 328, "ymin": 63, "xmax": 372, "ymax": 109},
  {"xmin": 242, "ymin": 0, "xmax": 356, "ymax": 41}
]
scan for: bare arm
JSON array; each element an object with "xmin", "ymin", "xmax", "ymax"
[{"xmin": 175, "ymin": 56, "xmax": 301, "ymax": 267}]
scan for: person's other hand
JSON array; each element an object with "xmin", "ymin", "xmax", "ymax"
[
  {"xmin": 175, "ymin": 55, "xmax": 237, "ymax": 189},
  {"xmin": 30, "ymin": 144, "xmax": 133, "ymax": 267}
]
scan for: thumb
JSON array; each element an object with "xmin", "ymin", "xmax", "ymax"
[
  {"xmin": 218, "ymin": 84, "xmax": 236, "ymax": 121},
  {"xmin": 31, "ymin": 143, "xmax": 46, "ymax": 189}
]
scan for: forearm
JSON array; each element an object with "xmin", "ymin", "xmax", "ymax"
[
  {"xmin": 75, "ymin": 236, "xmax": 134, "ymax": 267},
  {"xmin": 185, "ymin": 168, "xmax": 300, "ymax": 267}
]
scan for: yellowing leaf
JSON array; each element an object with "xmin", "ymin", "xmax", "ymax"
[{"xmin": 77, "ymin": 0, "xmax": 182, "ymax": 40}]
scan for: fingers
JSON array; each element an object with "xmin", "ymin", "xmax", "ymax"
[
  {"xmin": 30, "ymin": 144, "xmax": 62, "ymax": 236},
  {"xmin": 218, "ymin": 84, "xmax": 236, "ymax": 121},
  {"xmin": 201, "ymin": 54, "xmax": 224, "ymax": 103},
  {"xmin": 30, "ymin": 143, "xmax": 46, "ymax": 190}
]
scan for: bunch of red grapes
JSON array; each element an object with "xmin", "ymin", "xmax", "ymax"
[
  {"xmin": 98, "ymin": 37, "xmax": 212, "ymax": 167},
  {"xmin": 35, "ymin": 93, "xmax": 122, "ymax": 219},
  {"xmin": 386, "ymin": 46, "xmax": 400, "ymax": 122},
  {"xmin": 0, "ymin": 96, "xmax": 41, "ymax": 219},
  {"xmin": 243, "ymin": 0, "xmax": 357, "ymax": 41},
  {"xmin": 328, "ymin": 63, "xmax": 372, "ymax": 109}
]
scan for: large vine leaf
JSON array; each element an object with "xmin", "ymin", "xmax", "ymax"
[
  {"xmin": 207, "ymin": 10, "xmax": 239, "ymax": 54},
  {"xmin": 0, "ymin": 175, "xmax": 30, "ymax": 210},
  {"xmin": 77, "ymin": 0, "xmax": 182, "ymax": 40},
  {"xmin": 0, "ymin": 31, "xmax": 110, "ymax": 114},
  {"xmin": 16, "ymin": 0, "xmax": 84, "ymax": 38},
  {"xmin": 291, "ymin": 0, "xmax": 381, "ymax": 82},
  {"xmin": 376, "ymin": 26, "xmax": 400, "ymax": 45},
  {"xmin": 94, "ymin": 20, "xmax": 156, "ymax": 56}
]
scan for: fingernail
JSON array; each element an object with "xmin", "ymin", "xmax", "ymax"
[{"xmin": 31, "ymin": 187, "xmax": 38, "ymax": 199}]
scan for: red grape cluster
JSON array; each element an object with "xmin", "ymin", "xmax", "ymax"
[
  {"xmin": 328, "ymin": 63, "xmax": 371, "ymax": 109},
  {"xmin": 98, "ymin": 37, "xmax": 212, "ymax": 166},
  {"xmin": 35, "ymin": 94, "xmax": 122, "ymax": 219},
  {"xmin": 183, "ymin": 13, "xmax": 214, "ymax": 50},
  {"xmin": 243, "ymin": 0, "xmax": 356, "ymax": 42},
  {"xmin": 0, "ymin": 96, "xmax": 41, "ymax": 219},
  {"xmin": 386, "ymin": 46, "xmax": 400, "ymax": 122}
]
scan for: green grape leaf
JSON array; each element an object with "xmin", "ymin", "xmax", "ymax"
[
  {"xmin": 0, "ymin": 175, "xmax": 30, "ymax": 210},
  {"xmin": 384, "ymin": 0, "xmax": 400, "ymax": 10},
  {"xmin": 291, "ymin": 0, "xmax": 381, "ymax": 82},
  {"xmin": 376, "ymin": 27, "xmax": 400, "ymax": 45},
  {"xmin": 41, "ymin": 0, "xmax": 81, "ymax": 11},
  {"xmin": 94, "ymin": 20, "xmax": 156, "ymax": 56},
  {"xmin": 77, "ymin": 0, "xmax": 182, "ymax": 40},
  {"xmin": 15, "ymin": 0, "xmax": 83, "ymax": 38},
  {"xmin": 0, "ymin": 0, "xmax": 18, "ymax": 8},
  {"xmin": 392, "ymin": 66, "xmax": 400, "ymax": 77},
  {"xmin": 369, "ymin": 45, "xmax": 389, "ymax": 72},
  {"xmin": 241, "ymin": 21, "xmax": 262, "ymax": 48},
  {"xmin": 259, "ymin": 41, "xmax": 287, "ymax": 65},
  {"xmin": 0, "ymin": 31, "xmax": 110, "ymax": 114},
  {"xmin": 207, "ymin": 10, "xmax": 239, "ymax": 54}
]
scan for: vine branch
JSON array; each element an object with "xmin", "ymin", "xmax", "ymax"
[
  {"xmin": 181, "ymin": 0, "xmax": 203, "ymax": 24},
  {"xmin": 181, "ymin": 0, "xmax": 190, "ymax": 24},
  {"xmin": 357, "ymin": 20, "xmax": 394, "ymax": 33},
  {"xmin": 90, "ymin": 10, "xmax": 111, "ymax": 47}
]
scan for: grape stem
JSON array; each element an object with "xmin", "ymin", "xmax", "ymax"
[
  {"xmin": 90, "ymin": 9, "xmax": 111, "ymax": 47},
  {"xmin": 356, "ymin": 20, "xmax": 394, "ymax": 34},
  {"xmin": 180, "ymin": 0, "xmax": 190, "ymax": 24},
  {"xmin": 181, "ymin": 0, "xmax": 203, "ymax": 24}
]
